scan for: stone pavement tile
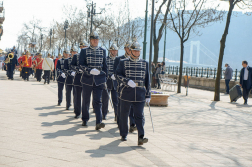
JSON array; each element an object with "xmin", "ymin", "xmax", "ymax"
[
  {"xmin": 5, "ymin": 152, "xmax": 44, "ymax": 161},
  {"xmin": 7, "ymin": 161, "xmax": 54, "ymax": 167},
  {"xmin": 28, "ymin": 157, "xmax": 70, "ymax": 167},
  {"xmin": 0, "ymin": 149, "xmax": 22, "ymax": 156},
  {"xmin": 0, "ymin": 155, "xmax": 24, "ymax": 165}
]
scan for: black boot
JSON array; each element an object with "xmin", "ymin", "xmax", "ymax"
[
  {"xmin": 129, "ymin": 125, "xmax": 137, "ymax": 133},
  {"xmin": 138, "ymin": 136, "xmax": 148, "ymax": 145},
  {"xmin": 95, "ymin": 123, "xmax": 105, "ymax": 130},
  {"xmin": 121, "ymin": 136, "xmax": 127, "ymax": 141},
  {"xmin": 82, "ymin": 121, "xmax": 87, "ymax": 126}
]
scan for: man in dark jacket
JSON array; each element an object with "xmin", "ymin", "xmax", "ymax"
[
  {"xmin": 239, "ymin": 61, "xmax": 252, "ymax": 105},
  {"xmin": 224, "ymin": 63, "xmax": 233, "ymax": 94}
]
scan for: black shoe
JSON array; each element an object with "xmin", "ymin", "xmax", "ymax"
[
  {"xmin": 57, "ymin": 103, "xmax": 61, "ymax": 106},
  {"xmin": 82, "ymin": 121, "xmax": 87, "ymax": 126},
  {"xmin": 102, "ymin": 116, "xmax": 106, "ymax": 120},
  {"xmin": 74, "ymin": 115, "xmax": 80, "ymax": 119},
  {"xmin": 66, "ymin": 107, "xmax": 69, "ymax": 110},
  {"xmin": 11, "ymin": 78, "xmax": 14, "ymax": 80},
  {"xmin": 121, "ymin": 136, "xmax": 127, "ymax": 141},
  {"xmin": 138, "ymin": 137, "xmax": 148, "ymax": 145},
  {"xmin": 129, "ymin": 126, "xmax": 137, "ymax": 133},
  {"xmin": 95, "ymin": 123, "xmax": 105, "ymax": 130}
]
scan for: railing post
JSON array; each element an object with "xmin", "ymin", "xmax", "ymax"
[
  {"xmin": 191, "ymin": 67, "xmax": 193, "ymax": 77},
  {"xmin": 220, "ymin": 68, "xmax": 223, "ymax": 79},
  {"xmin": 214, "ymin": 68, "xmax": 216, "ymax": 79},
  {"xmin": 196, "ymin": 67, "xmax": 198, "ymax": 77},
  {"xmin": 207, "ymin": 68, "xmax": 209, "ymax": 78},
  {"xmin": 172, "ymin": 66, "xmax": 174, "ymax": 75},
  {"xmin": 168, "ymin": 66, "xmax": 170, "ymax": 74},
  {"xmin": 201, "ymin": 67, "xmax": 204, "ymax": 78},
  {"xmin": 176, "ymin": 66, "xmax": 178, "ymax": 75},
  {"xmin": 235, "ymin": 69, "xmax": 237, "ymax": 81}
]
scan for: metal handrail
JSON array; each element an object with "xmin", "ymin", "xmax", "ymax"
[{"xmin": 166, "ymin": 66, "xmax": 241, "ymax": 81}]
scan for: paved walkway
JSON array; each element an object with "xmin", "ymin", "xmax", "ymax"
[{"xmin": 0, "ymin": 70, "xmax": 252, "ymax": 167}]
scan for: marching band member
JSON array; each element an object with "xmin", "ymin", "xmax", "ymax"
[
  {"xmin": 116, "ymin": 40, "xmax": 151, "ymax": 145},
  {"xmin": 22, "ymin": 51, "xmax": 32, "ymax": 81},
  {"xmin": 102, "ymin": 43, "xmax": 118, "ymax": 120},
  {"xmin": 64, "ymin": 47, "xmax": 77, "ymax": 110},
  {"xmin": 70, "ymin": 41, "xmax": 89, "ymax": 118},
  {"xmin": 5, "ymin": 50, "xmax": 18, "ymax": 80},
  {"xmin": 18, "ymin": 53, "xmax": 23, "ymax": 77},
  {"xmin": 34, "ymin": 53, "xmax": 43, "ymax": 82},
  {"xmin": 56, "ymin": 51, "xmax": 69, "ymax": 106},
  {"xmin": 79, "ymin": 31, "xmax": 108, "ymax": 130},
  {"xmin": 114, "ymin": 40, "xmax": 137, "ymax": 133}
]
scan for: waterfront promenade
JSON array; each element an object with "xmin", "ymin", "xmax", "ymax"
[{"xmin": 0, "ymin": 71, "xmax": 251, "ymax": 167}]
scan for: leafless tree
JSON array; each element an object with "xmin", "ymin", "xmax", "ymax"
[
  {"xmin": 169, "ymin": 0, "xmax": 224, "ymax": 93},
  {"xmin": 214, "ymin": 0, "xmax": 252, "ymax": 101},
  {"xmin": 153, "ymin": 0, "xmax": 173, "ymax": 64}
]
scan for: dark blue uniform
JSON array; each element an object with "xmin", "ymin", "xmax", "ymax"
[
  {"xmin": 56, "ymin": 58, "xmax": 66, "ymax": 105},
  {"xmin": 102, "ymin": 55, "xmax": 118, "ymax": 119},
  {"xmin": 116, "ymin": 57, "xmax": 151, "ymax": 138},
  {"xmin": 79, "ymin": 46, "xmax": 107, "ymax": 125},
  {"xmin": 70, "ymin": 53, "xmax": 82, "ymax": 117},
  {"xmin": 6, "ymin": 54, "xmax": 18, "ymax": 79},
  {"xmin": 114, "ymin": 54, "xmax": 135, "ymax": 127},
  {"xmin": 64, "ymin": 57, "xmax": 75, "ymax": 109}
]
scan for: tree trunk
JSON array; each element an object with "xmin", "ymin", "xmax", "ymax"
[
  {"xmin": 214, "ymin": 1, "xmax": 234, "ymax": 101},
  {"xmin": 153, "ymin": 40, "xmax": 159, "ymax": 64},
  {"xmin": 177, "ymin": 38, "xmax": 184, "ymax": 93}
]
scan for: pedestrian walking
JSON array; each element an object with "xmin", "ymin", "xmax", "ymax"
[
  {"xmin": 224, "ymin": 63, "xmax": 233, "ymax": 94},
  {"xmin": 239, "ymin": 61, "xmax": 252, "ymax": 105},
  {"xmin": 42, "ymin": 53, "xmax": 54, "ymax": 84}
]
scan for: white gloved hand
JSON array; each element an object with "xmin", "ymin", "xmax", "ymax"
[
  {"xmin": 127, "ymin": 80, "xmax": 136, "ymax": 88},
  {"xmin": 71, "ymin": 71, "xmax": 76, "ymax": 76},
  {"xmin": 79, "ymin": 69, "xmax": 83, "ymax": 72},
  {"xmin": 111, "ymin": 74, "xmax": 116, "ymax": 80},
  {"xmin": 61, "ymin": 73, "xmax": 66, "ymax": 78},
  {"xmin": 90, "ymin": 68, "xmax": 100, "ymax": 75},
  {"xmin": 145, "ymin": 98, "xmax": 151, "ymax": 104}
]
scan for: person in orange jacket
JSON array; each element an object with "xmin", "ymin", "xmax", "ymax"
[{"xmin": 22, "ymin": 51, "xmax": 32, "ymax": 81}]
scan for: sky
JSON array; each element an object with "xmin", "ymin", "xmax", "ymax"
[
  {"xmin": 0, "ymin": 0, "xmax": 147, "ymax": 50},
  {"xmin": 0, "ymin": 0, "xmax": 248, "ymax": 50}
]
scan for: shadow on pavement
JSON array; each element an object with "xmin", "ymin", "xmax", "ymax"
[
  {"xmin": 39, "ymin": 109, "xmax": 71, "ymax": 117},
  {"xmin": 189, "ymin": 144, "xmax": 249, "ymax": 167},
  {"xmin": 35, "ymin": 105, "xmax": 62, "ymax": 110},
  {"xmin": 85, "ymin": 140, "xmax": 145, "ymax": 158},
  {"xmin": 42, "ymin": 125, "xmax": 95, "ymax": 139},
  {"xmin": 41, "ymin": 117, "xmax": 81, "ymax": 127}
]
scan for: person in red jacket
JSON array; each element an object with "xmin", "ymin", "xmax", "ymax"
[
  {"xmin": 22, "ymin": 51, "xmax": 32, "ymax": 81},
  {"xmin": 34, "ymin": 53, "xmax": 43, "ymax": 82},
  {"xmin": 18, "ymin": 54, "xmax": 23, "ymax": 77}
]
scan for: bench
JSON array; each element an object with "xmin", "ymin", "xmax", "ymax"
[{"xmin": 159, "ymin": 74, "xmax": 177, "ymax": 92}]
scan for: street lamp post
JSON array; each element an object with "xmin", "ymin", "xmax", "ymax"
[
  {"xmin": 143, "ymin": 0, "xmax": 148, "ymax": 60},
  {"xmin": 49, "ymin": 29, "xmax": 52, "ymax": 53},
  {"xmin": 87, "ymin": 1, "xmax": 103, "ymax": 34},
  {"xmin": 64, "ymin": 20, "xmax": 69, "ymax": 50},
  {"xmin": 149, "ymin": 0, "xmax": 155, "ymax": 72},
  {"xmin": 40, "ymin": 34, "xmax": 43, "ymax": 52}
]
